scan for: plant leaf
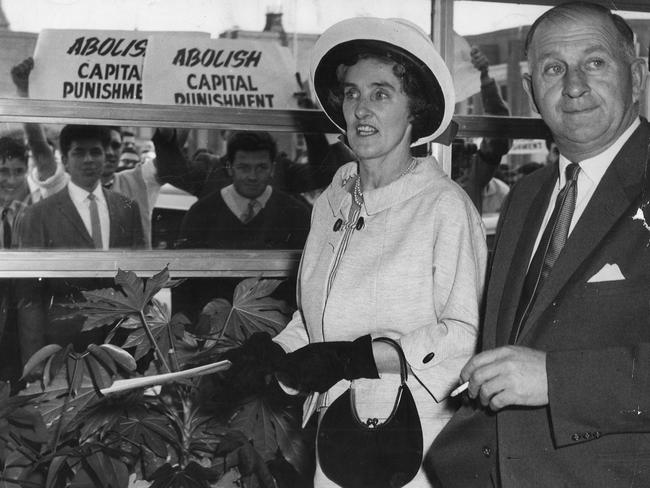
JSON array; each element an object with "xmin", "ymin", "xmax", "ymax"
[
  {"xmin": 0, "ymin": 382, "xmax": 48, "ymax": 465},
  {"xmin": 79, "ymin": 451, "xmax": 129, "ymax": 488},
  {"xmin": 113, "ymin": 414, "xmax": 177, "ymax": 459},
  {"xmin": 20, "ymin": 368, "xmax": 97, "ymax": 431},
  {"xmin": 114, "ymin": 267, "xmax": 170, "ymax": 312},
  {"xmin": 46, "ymin": 455, "xmax": 72, "ymax": 488},
  {"xmin": 228, "ymin": 395, "xmax": 308, "ymax": 474},
  {"xmin": 66, "ymin": 354, "xmax": 87, "ymax": 397},
  {"xmin": 120, "ymin": 306, "xmax": 184, "ymax": 364},
  {"xmin": 148, "ymin": 462, "xmax": 212, "ymax": 488},
  {"xmin": 72, "ymin": 268, "xmax": 170, "ymax": 332},
  {"xmin": 209, "ymin": 278, "xmax": 292, "ymax": 343},
  {"xmin": 46, "ymin": 344, "xmax": 73, "ymax": 386}
]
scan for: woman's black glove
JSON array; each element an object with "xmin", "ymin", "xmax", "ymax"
[
  {"xmin": 276, "ymin": 335, "xmax": 379, "ymax": 393},
  {"xmin": 223, "ymin": 332, "xmax": 286, "ymax": 395}
]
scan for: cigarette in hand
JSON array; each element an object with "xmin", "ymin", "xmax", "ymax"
[{"xmin": 450, "ymin": 381, "xmax": 469, "ymax": 397}]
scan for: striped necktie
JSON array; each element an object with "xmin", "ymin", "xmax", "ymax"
[
  {"xmin": 510, "ymin": 163, "xmax": 580, "ymax": 343},
  {"xmin": 242, "ymin": 199, "xmax": 259, "ymax": 224},
  {"xmin": 1, "ymin": 207, "xmax": 11, "ymax": 249},
  {"xmin": 88, "ymin": 193, "xmax": 103, "ymax": 249}
]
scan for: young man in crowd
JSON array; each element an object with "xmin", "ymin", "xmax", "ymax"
[
  {"xmin": 0, "ymin": 137, "xmax": 34, "ymax": 247},
  {"xmin": 176, "ymin": 130, "xmax": 311, "ymax": 250},
  {"xmin": 14, "ymin": 124, "xmax": 143, "ymax": 369}
]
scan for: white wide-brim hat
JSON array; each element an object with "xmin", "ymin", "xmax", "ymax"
[{"xmin": 310, "ymin": 17, "xmax": 455, "ymax": 147}]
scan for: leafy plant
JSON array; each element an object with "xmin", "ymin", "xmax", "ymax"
[{"xmin": 1, "ymin": 269, "xmax": 310, "ymax": 488}]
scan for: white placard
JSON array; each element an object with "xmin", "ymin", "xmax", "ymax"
[
  {"xmin": 142, "ymin": 36, "xmax": 298, "ymax": 109},
  {"xmin": 30, "ymin": 29, "xmax": 208, "ymax": 103},
  {"xmin": 509, "ymin": 139, "xmax": 547, "ymax": 155}
]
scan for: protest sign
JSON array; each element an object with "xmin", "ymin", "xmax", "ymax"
[
  {"xmin": 29, "ymin": 29, "xmax": 208, "ymax": 103},
  {"xmin": 142, "ymin": 36, "xmax": 297, "ymax": 109}
]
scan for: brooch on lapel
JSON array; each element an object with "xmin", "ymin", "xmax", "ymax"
[{"xmin": 341, "ymin": 173, "xmax": 356, "ymax": 188}]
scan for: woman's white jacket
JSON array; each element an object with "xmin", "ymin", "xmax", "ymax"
[{"xmin": 275, "ymin": 156, "xmax": 487, "ymax": 444}]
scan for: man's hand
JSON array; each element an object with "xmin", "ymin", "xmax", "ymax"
[
  {"xmin": 461, "ymin": 346, "xmax": 548, "ymax": 411},
  {"xmin": 11, "ymin": 57, "xmax": 33, "ymax": 97},
  {"xmin": 155, "ymin": 128, "xmax": 190, "ymax": 146},
  {"xmin": 470, "ymin": 47, "xmax": 489, "ymax": 77},
  {"xmin": 293, "ymin": 91, "xmax": 316, "ymax": 109}
]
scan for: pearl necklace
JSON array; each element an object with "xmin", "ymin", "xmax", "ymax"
[{"xmin": 353, "ymin": 158, "xmax": 419, "ymax": 207}]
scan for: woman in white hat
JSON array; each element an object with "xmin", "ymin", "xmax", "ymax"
[{"xmin": 227, "ymin": 17, "xmax": 487, "ymax": 487}]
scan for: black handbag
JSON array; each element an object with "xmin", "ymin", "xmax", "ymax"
[{"xmin": 317, "ymin": 337, "xmax": 423, "ymax": 488}]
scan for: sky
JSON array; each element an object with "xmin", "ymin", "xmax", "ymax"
[
  {"xmin": 4, "ymin": 1, "xmax": 650, "ymax": 42},
  {"xmin": 0, "ymin": 0, "xmax": 563, "ymax": 37}
]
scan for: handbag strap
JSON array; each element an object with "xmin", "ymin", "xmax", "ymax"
[
  {"xmin": 372, "ymin": 337, "xmax": 408, "ymax": 385},
  {"xmin": 345, "ymin": 337, "xmax": 410, "ymax": 427}
]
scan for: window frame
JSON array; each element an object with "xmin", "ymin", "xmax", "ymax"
[{"xmin": 2, "ymin": 0, "xmax": 647, "ymax": 278}]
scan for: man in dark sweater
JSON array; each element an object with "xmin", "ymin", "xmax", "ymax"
[{"xmin": 176, "ymin": 131, "xmax": 311, "ymax": 250}]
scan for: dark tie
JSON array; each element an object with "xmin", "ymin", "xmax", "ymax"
[
  {"xmin": 510, "ymin": 163, "xmax": 580, "ymax": 343},
  {"xmin": 242, "ymin": 199, "xmax": 259, "ymax": 224},
  {"xmin": 88, "ymin": 193, "xmax": 103, "ymax": 249},
  {"xmin": 1, "ymin": 207, "xmax": 11, "ymax": 249}
]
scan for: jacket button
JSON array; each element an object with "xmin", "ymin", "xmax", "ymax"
[
  {"xmin": 423, "ymin": 352, "xmax": 435, "ymax": 363},
  {"xmin": 571, "ymin": 433, "xmax": 581, "ymax": 441},
  {"xmin": 482, "ymin": 446, "xmax": 491, "ymax": 457}
]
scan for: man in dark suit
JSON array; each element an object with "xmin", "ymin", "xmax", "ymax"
[
  {"xmin": 14, "ymin": 125, "xmax": 143, "ymax": 367},
  {"xmin": 427, "ymin": 3, "xmax": 650, "ymax": 487}
]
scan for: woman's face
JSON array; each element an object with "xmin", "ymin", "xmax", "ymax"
[{"xmin": 341, "ymin": 57, "xmax": 413, "ymax": 162}]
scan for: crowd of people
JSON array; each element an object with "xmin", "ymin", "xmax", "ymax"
[{"xmin": 0, "ymin": 1, "xmax": 647, "ymax": 486}]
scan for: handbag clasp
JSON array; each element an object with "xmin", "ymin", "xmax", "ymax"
[{"xmin": 365, "ymin": 417, "xmax": 379, "ymax": 428}]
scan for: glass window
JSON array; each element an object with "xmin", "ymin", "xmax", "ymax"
[{"xmin": 0, "ymin": 0, "xmax": 648, "ymax": 263}]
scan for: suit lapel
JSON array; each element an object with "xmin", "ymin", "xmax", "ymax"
[
  {"xmin": 517, "ymin": 120, "xmax": 649, "ymax": 344},
  {"xmin": 104, "ymin": 189, "xmax": 119, "ymax": 248},
  {"xmin": 486, "ymin": 163, "xmax": 557, "ymax": 348},
  {"xmin": 56, "ymin": 190, "xmax": 94, "ymax": 246}
]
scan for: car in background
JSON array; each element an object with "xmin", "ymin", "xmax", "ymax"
[{"xmin": 151, "ymin": 184, "xmax": 197, "ymax": 249}]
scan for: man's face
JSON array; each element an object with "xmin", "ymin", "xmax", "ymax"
[
  {"xmin": 0, "ymin": 157, "xmax": 28, "ymax": 204},
  {"xmin": 63, "ymin": 138, "xmax": 105, "ymax": 191},
  {"xmin": 229, "ymin": 150, "xmax": 274, "ymax": 199},
  {"xmin": 102, "ymin": 129, "xmax": 122, "ymax": 178},
  {"xmin": 522, "ymin": 11, "xmax": 646, "ymax": 162}
]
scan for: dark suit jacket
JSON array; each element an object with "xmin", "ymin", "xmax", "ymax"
[
  {"xmin": 15, "ymin": 186, "xmax": 143, "ymax": 249},
  {"xmin": 427, "ymin": 120, "xmax": 650, "ymax": 488},
  {"xmin": 13, "ymin": 186, "xmax": 144, "ymax": 363}
]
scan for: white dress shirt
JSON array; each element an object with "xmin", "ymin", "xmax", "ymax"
[
  {"xmin": 68, "ymin": 181, "xmax": 110, "ymax": 249},
  {"xmin": 531, "ymin": 118, "xmax": 640, "ymax": 258},
  {"xmin": 221, "ymin": 184, "xmax": 273, "ymax": 223}
]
